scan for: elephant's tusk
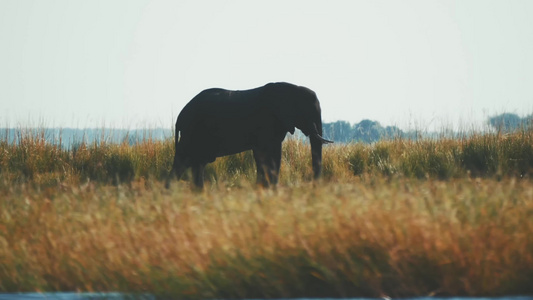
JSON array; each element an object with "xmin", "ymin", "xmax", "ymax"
[
  {"xmin": 313, "ymin": 123, "xmax": 334, "ymax": 144},
  {"xmin": 314, "ymin": 133, "xmax": 334, "ymax": 144}
]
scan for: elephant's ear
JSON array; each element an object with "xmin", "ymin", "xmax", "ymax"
[
  {"xmin": 264, "ymin": 83, "xmax": 296, "ymax": 134},
  {"xmin": 273, "ymin": 108, "xmax": 295, "ymax": 135}
]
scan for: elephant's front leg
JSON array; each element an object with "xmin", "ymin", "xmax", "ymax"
[{"xmin": 253, "ymin": 142, "xmax": 282, "ymax": 187}]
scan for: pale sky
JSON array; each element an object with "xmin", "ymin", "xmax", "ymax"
[{"xmin": 1, "ymin": 0, "xmax": 533, "ymax": 130}]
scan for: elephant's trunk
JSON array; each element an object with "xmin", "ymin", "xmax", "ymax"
[{"xmin": 310, "ymin": 120, "xmax": 333, "ymax": 179}]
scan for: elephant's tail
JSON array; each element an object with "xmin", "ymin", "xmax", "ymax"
[
  {"xmin": 165, "ymin": 124, "xmax": 182, "ymax": 189},
  {"xmin": 173, "ymin": 126, "xmax": 181, "ymax": 170}
]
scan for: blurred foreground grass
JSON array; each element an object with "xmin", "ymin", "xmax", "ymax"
[
  {"xmin": 2, "ymin": 179, "xmax": 532, "ymax": 298},
  {"xmin": 0, "ymin": 128, "xmax": 532, "ymax": 297}
]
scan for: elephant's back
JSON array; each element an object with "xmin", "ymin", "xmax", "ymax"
[
  {"xmin": 175, "ymin": 89, "xmax": 220, "ymax": 126},
  {"xmin": 178, "ymin": 87, "xmax": 266, "ymax": 122}
]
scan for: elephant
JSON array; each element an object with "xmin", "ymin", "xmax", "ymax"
[{"xmin": 166, "ymin": 82, "xmax": 333, "ymax": 189}]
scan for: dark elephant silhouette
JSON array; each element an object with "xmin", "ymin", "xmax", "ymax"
[{"xmin": 166, "ymin": 82, "xmax": 333, "ymax": 189}]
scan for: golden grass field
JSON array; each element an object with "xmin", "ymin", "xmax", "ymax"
[{"xmin": 1, "ymin": 129, "xmax": 532, "ymax": 298}]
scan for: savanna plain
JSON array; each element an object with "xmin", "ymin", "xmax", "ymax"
[{"xmin": 1, "ymin": 128, "xmax": 533, "ymax": 298}]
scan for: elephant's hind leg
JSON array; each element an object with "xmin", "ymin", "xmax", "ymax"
[
  {"xmin": 253, "ymin": 149, "xmax": 267, "ymax": 187},
  {"xmin": 269, "ymin": 143, "xmax": 282, "ymax": 185},
  {"xmin": 191, "ymin": 163, "xmax": 206, "ymax": 190},
  {"xmin": 165, "ymin": 161, "xmax": 187, "ymax": 189}
]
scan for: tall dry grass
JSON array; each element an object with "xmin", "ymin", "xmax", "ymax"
[
  {"xmin": 0, "ymin": 128, "xmax": 533, "ymax": 297},
  {"xmin": 1, "ymin": 128, "xmax": 533, "ymax": 186},
  {"xmin": 0, "ymin": 126, "xmax": 533, "ymax": 186}
]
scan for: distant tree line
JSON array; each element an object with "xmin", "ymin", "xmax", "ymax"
[
  {"xmin": 487, "ymin": 113, "xmax": 533, "ymax": 133},
  {"xmin": 0, "ymin": 128, "xmax": 173, "ymax": 149},
  {"xmin": 1, "ymin": 113, "xmax": 530, "ymax": 148},
  {"xmin": 322, "ymin": 120, "xmax": 406, "ymax": 143},
  {"xmin": 322, "ymin": 113, "xmax": 533, "ymax": 143}
]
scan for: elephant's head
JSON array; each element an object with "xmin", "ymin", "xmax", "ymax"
[{"xmin": 268, "ymin": 83, "xmax": 333, "ymax": 179}]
